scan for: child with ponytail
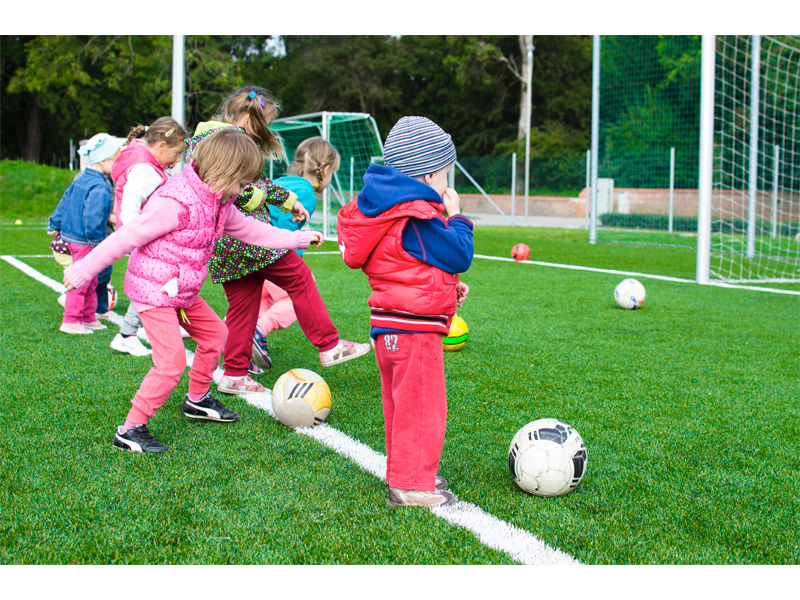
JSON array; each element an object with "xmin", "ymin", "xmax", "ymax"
[{"xmin": 108, "ymin": 117, "xmax": 189, "ymax": 357}]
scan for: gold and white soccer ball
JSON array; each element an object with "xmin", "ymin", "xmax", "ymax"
[{"xmin": 271, "ymin": 368, "xmax": 332, "ymax": 428}]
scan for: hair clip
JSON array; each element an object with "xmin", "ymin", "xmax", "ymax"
[
  {"xmin": 165, "ymin": 128, "xmax": 175, "ymax": 137},
  {"xmin": 258, "ymin": 93, "xmax": 265, "ymax": 108}
]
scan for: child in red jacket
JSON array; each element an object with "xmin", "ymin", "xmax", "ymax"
[{"xmin": 337, "ymin": 116, "xmax": 473, "ymax": 507}]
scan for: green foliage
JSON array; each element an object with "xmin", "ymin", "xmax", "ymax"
[{"xmin": 0, "ymin": 159, "xmax": 75, "ymax": 222}]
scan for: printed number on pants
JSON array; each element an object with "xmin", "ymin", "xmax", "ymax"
[{"xmin": 384, "ymin": 334, "xmax": 400, "ymax": 352}]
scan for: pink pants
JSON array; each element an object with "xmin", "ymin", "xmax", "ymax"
[
  {"xmin": 126, "ymin": 296, "xmax": 227, "ymax": 425},
  {"xmin": 257, "ymin": 279, "xmax": 297, "ymax": 334},
  {"xmin": 374, "ymin": 332, "xmax": 448, "ymax": 491},
  {"xmin": 221, "ymin": 250, "xmax": 338, "ymax": 377},
  {"xmin": 63, "ymin": 243, "xmax": 97, "ymax": 324}
]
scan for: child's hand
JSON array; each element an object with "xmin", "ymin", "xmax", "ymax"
[
  {"xmin": 456, "ymin": 281, "xmax": 469, "ymax": 307},
  {"xmin": 442, "ymin": 188, "xmax": 461, "ymax": 218},
  {"xmin": 309, "ymin": 230, "xmax": 324, "ymax": 247},
  {"xmin": 291, "ymin": 202, "xmax": 310, "ymax": 222},
  {"xmin": 47, "ymin": 229, "xmax": 59, "ymax": 238},
  {"xmin": 63, "ymin": 274, "xmax": 75, "ymax": 292}
]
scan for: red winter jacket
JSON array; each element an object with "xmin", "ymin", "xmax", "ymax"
[{"xmin": 337, "ymin": 198, "xmax": 459, "ymax": 335}]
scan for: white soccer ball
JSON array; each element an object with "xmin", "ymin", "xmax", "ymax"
[
  {"xmin": 271, "ymin": 368, "xmax": 332, "ymax": 428},
  {"xmin": 614, "ymin": 278, "xmax": 646, "ymax": 310},
  {"xmin": 508, "ymin": 418, "xmax": 587, "ymax": 497}
]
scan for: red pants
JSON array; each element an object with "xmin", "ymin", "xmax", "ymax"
[
  {"xmin": 63, "ymin": 243, "xmax": 97, "ymax": 324},
  {"xmin": 374, "ymin": 332, "xmax": 447, "ymax": 491},
  {"xmin": 127, "ymin": 296, "xmax": 227, "ymax": 425},
  {"xmin": 221, "ymin": 250, "xmax": 338, "ymax": 377}
]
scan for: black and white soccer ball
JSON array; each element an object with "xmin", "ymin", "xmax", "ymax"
[{"xmin": 508, "ymin": 418, "xmax": 587, "ymax": 497}]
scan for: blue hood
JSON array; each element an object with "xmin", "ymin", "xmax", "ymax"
[{"xmin": 357, "ymin": 164, "xmax": 443, "ymax": 217}]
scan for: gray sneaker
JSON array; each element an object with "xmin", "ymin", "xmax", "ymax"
[{"xmin": 387, "ymin": 486, "xmax": 456, "ymax": 507}]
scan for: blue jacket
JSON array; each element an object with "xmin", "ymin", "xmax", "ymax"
[
  {"xmin": 357, "ymin": 164, "xmax": 473, "ymax": 274},
  {"xmin": 269, "ymin": 176, "xmax": 318, "ymax": 256},
  {"xmin": 48, "ymin": 169, "xmax": 114, "ymax": 246}
]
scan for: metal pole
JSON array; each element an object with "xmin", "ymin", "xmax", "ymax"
[
  {"xmin": 772, "ymin": 145, "xmax": 780, "ymax": 238},
  {"xmin": 350, "ymin": 156, "xmax": 355, "ymax": 203},
  {"xmin": 511, "ymin": 152, "xmax": 517, "ymax": 226},
  {"xmin": 747, "ymin": 35, "xmax": 761, "ymax": 258},
  {"xmin": 696, "ymin": 35, "xmax": 716, "ymax": 285},
  {"xmin": 589, "ymin": 35, "xmax": 601, "ymax": 244},
  {"xmin": 585, "ymin": 149, "xmax": 591, "ymax": 229},
  {"xmin": 322, "ymin": 112, "xmax": 330, "ymax": 240},
  {"xmin": 669, "ymin": 147, "xmax": 676, "ymax": 234},
  {"xmin": 171, "ymin": 35, "xmax": 185, "ymax": 128},
  {"xmin": 524, "ymin": 40, "xmax": 534, "ymax": 222}
]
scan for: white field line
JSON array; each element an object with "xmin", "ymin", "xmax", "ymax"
[{"xmin": 4, "ymin": 254, "xmax": 579, "ymax": 566}]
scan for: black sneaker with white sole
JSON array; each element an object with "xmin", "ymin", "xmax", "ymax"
[
  {"xmin": 180, "ymin": 391, "xmax": 239, "ymax": 422},
  {"xmin": 113, "ymin": 424, "xmax": 169, "ymax": 453}
]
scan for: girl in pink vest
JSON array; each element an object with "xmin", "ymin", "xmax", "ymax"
[
  {"xmin": 109, "ymin": 117, "xmax": 188, "ymax": 357},
  {"xmin": 64, "ymin": 129, "xmax": 322, "ymax": 453}
]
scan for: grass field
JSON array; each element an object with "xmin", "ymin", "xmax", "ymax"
[{"xmin": 1, "ymin": 161, "xmax": 798, "ymax": 593}]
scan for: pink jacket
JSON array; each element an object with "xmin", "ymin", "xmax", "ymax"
[
  {"xmin": 111, "ymin": 140, "xmax": 167, "ymax": 227},
  {"xmin": 64, "ymin": 162, "xmax": 312, "ymax": 312}
]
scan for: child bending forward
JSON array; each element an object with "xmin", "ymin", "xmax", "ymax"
[
  {"xmin": 337, "ymin": 116, "xmax": 473, "ymax": 507},
  {"xmin": 64, "ymin": 129, "xmax": 322, "ymax": 453}
]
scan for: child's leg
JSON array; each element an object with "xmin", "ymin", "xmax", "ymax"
[
  {"xmin": 120, "ymin": 302, "xmax": 143, "ymax": 337},
  {"xmin": 375, "ymin": 332, "xmax": 447, "ymax": 492},
  {"xmin": 257, "ymin": 279, "xmax": 297, "ymax": 334},
  {"xmin": 221, "ymin": 273, "xmax": 264, "ymax": 378},
  {"xmin": 63, "ymin": 243, "xmax": 98, "ymax": 323},
  {"xmin": 95, "ymin": 264, "xmax": 112, "ymax": 314},
  {"xmin": 178, "ymin": 296, "xmax": 227, "ymax": 396},
  {"xmin": 261, "ymin": 251, "xmax": 339, "ymax": 352},
  {"xmin": 126, "ymin": 307, "xmax": 188, "ymax": 424}
]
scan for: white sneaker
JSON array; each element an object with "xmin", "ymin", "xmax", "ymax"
[
  {"xmin": 319, "ymin": 339, "xmax": 371, "ymax": 367},
  {"xmin": 110, "ymin": 333, "xmax": 152, "ymax": 357}
]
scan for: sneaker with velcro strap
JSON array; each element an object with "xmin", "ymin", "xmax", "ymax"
[
  {"xmin": 319, "ymin": 339, "xmax": 371, "ymax": 367},
  {"xmin": 180, "ymin": 391, "xmax": 239, "ymax": 422},
  {"xmin": 113, "ymin": 424, "xmax": 169, "ymax": 453},
  {"xmin": 251, "ymin": 326, "xmax": 273, "ymax": 370}
]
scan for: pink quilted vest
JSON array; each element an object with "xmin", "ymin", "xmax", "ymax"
[
  {"xmin": 111, "ymin": 140, "xmax": 168, "ymax": 227},
  {"xmin": 123, "ymin": 162, "xmax": 233, "ymax": 308}
]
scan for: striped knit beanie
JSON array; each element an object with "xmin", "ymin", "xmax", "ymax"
[{"xmin": 383, "ymin": 116, "xmax": 456, "ymax": 178}]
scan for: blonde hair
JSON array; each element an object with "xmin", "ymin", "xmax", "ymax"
[
  {"xmin": 126, "ymin": 117, "xmax": 187, "ymax": 147},
  {"xmin": 193, "ymin": 129, "xmax": 263, "ymax": 193},
  {"xmin": 288, "ymin": 137, "xmax": 341, "ymax": 187},
  {"xmin": 216, "ymin": 86, "xmax": 286, "ymax": 162}
]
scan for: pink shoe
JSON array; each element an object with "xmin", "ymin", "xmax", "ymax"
[
  {"xmin": 82, "ymin": 320, "xmax": 107, "ymax": 331},
  {"xmin": 217, "ymin": 374, "xmax": 267, "ymax": 395},
  {"xmin": 60, "ymin": 322, "xmax": 93, "ymax": 335},
  {"xmin": 319, "ymin": 339, "xmax": 371, "ymax": 367}
]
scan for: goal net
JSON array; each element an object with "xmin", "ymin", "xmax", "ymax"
[
  {"xmin": 270, "ymin": 112, "xmax": 384, "ymax": 240},
  {"xmin": 709, "ymin": 35, "xmax": 800, "ymax": 286}
]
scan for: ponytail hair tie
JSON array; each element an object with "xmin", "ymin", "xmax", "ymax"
[
  {"xmin": 144, "ymin": 126, "xmax": 149, "ymax": 132},
  {"xmin": 249, "ymin": 90, "xmax": 266, "ymax": 107}
]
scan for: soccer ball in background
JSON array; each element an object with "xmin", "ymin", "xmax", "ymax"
[
  {"xmin": 614, "ymin": 278, "xmax": 646, "ymax": 310},
  {"xmin": 443, "ymin": 314, "xmax": 469, "ymax": 352},
  {"xmin": 512, "ymin": 243, "xmax": 531, "ymax": 261},
  {"xmin": 508, "ymin": 418, "xmax": 587, "ymax": 497},
  {"xmin": 271, "ymin": 368, "xmax": 332, "ymax": 428},
  {"xmin": 107, "ymin": 284, "xmax": 118, "ymax": 311}
]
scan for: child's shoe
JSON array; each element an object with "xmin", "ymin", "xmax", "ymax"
[
  {"xmin": 82, "ymin": 319, "xmax": 107, "ymax": 331},
  {"xmin": 181, "ymin": 391, "xmax": 240, "ymax": 422},
  {"xmin": 319, "ymin": 339, "xmax": 371, "ymax": 367},
  {"xmin": 59, "ymin": 322, "xmax": 93, "ymax": 335},
  {"xmin": 95, "ymin": 312, "xmax": 110, "ymax": 320},
  {"xmin": 247, "ymin": 359, "xmax": 265, "ymax": 376},
  {"xmin": 386, "ymin": 486, "xmax": 456, "ymax": 507},
  {"xmin": 113, "ymin": 424, "xmax": 169, "ymax": 453},
  {"xmin": 110, "ymin": 332, "xmax": 152, "ymax": 357},
  {"xmin": 217, "ymin": 374, "xmax": 267, "ymax": 395},
  {"xmin": 251, "ymin": 326, "xmax": 273, "ymax": 369}
]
